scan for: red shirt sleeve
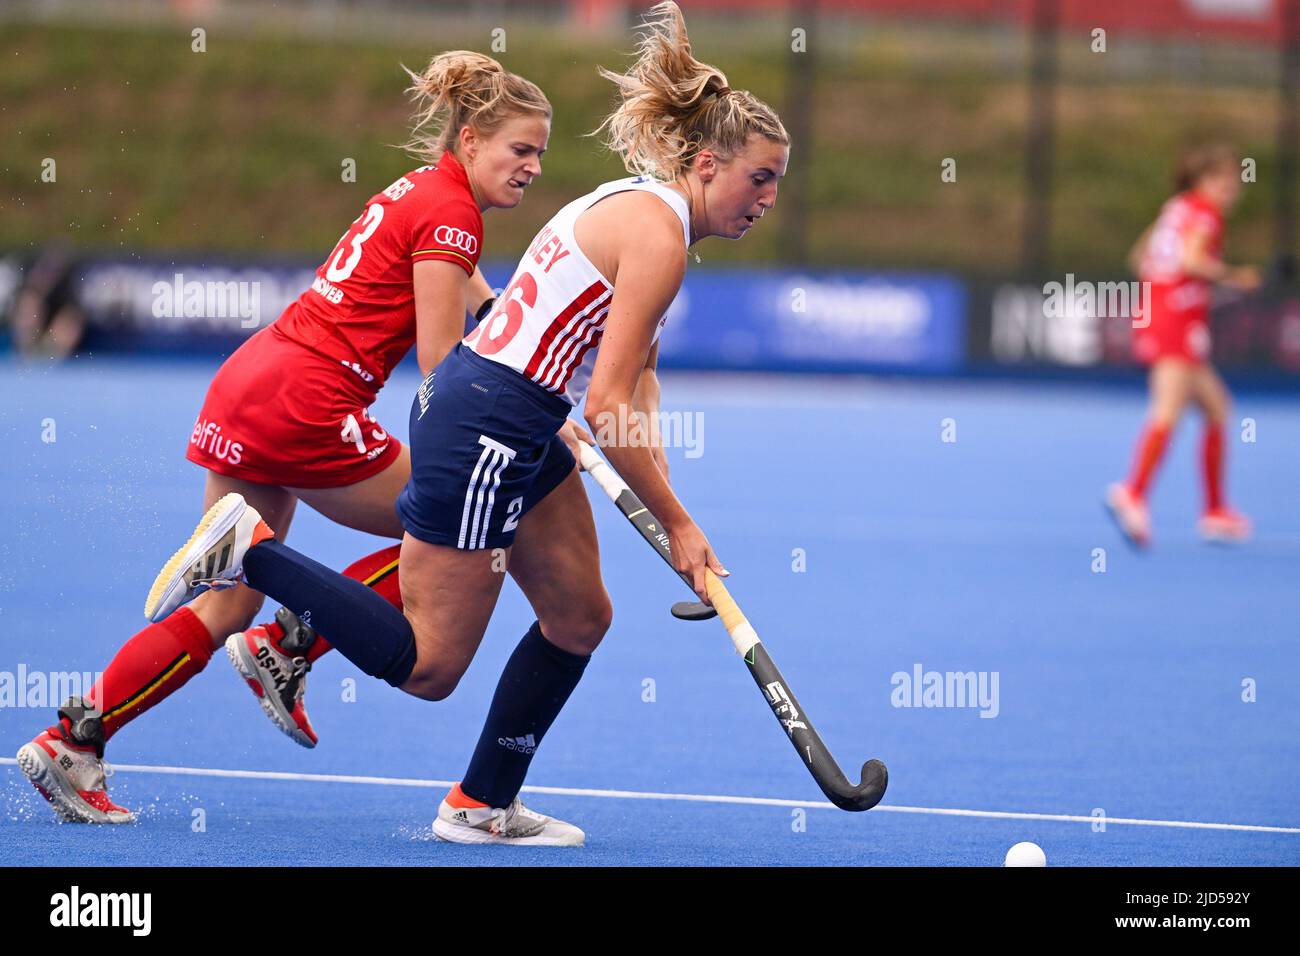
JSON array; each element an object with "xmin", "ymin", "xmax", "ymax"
[
  {"xmin": 1183, "ymin": 193, "xmax": 1224, "ymax": 248},
  {"xmin": 409, "ymin": 186, "xmax": 483, "ymax": 277}
]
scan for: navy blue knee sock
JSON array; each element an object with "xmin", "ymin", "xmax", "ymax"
[
  {"xmin": 243, "ymin": 540, "xmax": 416, "ymax": 687},
  {"xmin": 460, "ymin": 621, "xmax": 590, "ymax": 808}
]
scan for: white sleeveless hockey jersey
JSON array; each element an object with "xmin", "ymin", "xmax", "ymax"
[{"xmin": 464, "ymin": 176, "xmax": 689, "ymax": 406}]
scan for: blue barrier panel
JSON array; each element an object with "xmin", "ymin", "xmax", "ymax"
[
  {"xmin": 75, "ymin": 256, "xmax": 318, "ymax": 353},
  {"xmin": 21, "ymin": 255, "xmax": 967, "ymax": 375},
  {"xmin": 654, "ymin": 269, "xmax": 967, "ymax": 373}
]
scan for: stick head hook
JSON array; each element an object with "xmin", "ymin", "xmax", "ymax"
[
  {"xmin": 834, "ymin": 759, "xmax": 889, "ymax": 811},
  {"xmin": 671, "ymin": 600, "xmax": 717, "ymax": 621}
]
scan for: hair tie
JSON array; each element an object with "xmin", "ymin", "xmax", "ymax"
[{"xmin": 714, "ymin": 86, "xmax": 733, "ymax": 99}]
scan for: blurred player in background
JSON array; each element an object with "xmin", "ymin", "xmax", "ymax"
[
  {"xmin": 16, "ymin": 52, "xmax": 556, "ymax": 823},
  {"xmin": 9, "ymin": 243, "xmax": 86, "ymax": 360},
  {"xmin": 141, "ymin": 0, "xmax": 788, "ymax": 846},
  {"xmin": 1106, "ymin": 143, "xmax": 1261, "ymax": 548}
]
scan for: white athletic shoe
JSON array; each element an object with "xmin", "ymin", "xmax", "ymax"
[
  {"xmin": 16, "ymin": 727, "xmax": 135, "ymax": 824},
  {"xmin": 144, "ymin": 493, "xmax": 274, "ymax": 623},
  {"xmin": 1198, "ymin": 507, "xmax": 1253, "ymax": 544},
  {"xmin": 1105, "ymin": 482, "xmax": 1151, "ymax": 549},
  {"xmin": 432, "ymin": 783, "xmax": 585, "ymax": 846}
]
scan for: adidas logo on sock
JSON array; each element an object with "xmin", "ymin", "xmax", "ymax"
[{"xmin": 497, "ymin": 734, "xmax": 537, "ymax": 754}]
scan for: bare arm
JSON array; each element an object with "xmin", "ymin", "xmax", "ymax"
[
  {"xmin": 585, "ymin": 230, "xmax": 684, "ymax": 522},
  {"xmin": 1126, "ymin": 222, "xmax": 1153, "ymax": 276},
  {"xmin": 413, "ymin": 259, "xmax": 471, "ymax": 377},
  {"xmin": 633, "ymin": 341, "xmax": 668, "ymax": 482},
  {"xmin": 465, "ymin": 266, "xmax": 495, "ymax": 319},
  {"xmin": 1182, "ymin": 226, "xmax": 1229, "ymax": 282},
  {"xmin": 585, "ymin": 222, "xmax": 725, "ymax": 600},
  {"xmin": 1181, "ymin": 226, "xmax": 1260, "ymax": 290}
]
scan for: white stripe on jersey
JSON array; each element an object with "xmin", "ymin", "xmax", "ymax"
[
  {"xmin": 544, "ymin": 304, "xmax": 611, "ymax": 393},
  {"xmin": 533, "ymin": 292, "xmax": 611, "ymax": 390}
]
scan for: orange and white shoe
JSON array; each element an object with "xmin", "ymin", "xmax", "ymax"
[
  {"xmin": 1199, "ymin": 507, "xmax": 1252, "ymax": 544},
  {"xmin": 1105, "ymin": 482, "xmax": 1151, "ymax": 549},
  {"xmin": 144, "ymin": 493, "xmax": 274, "ymax": 623},
  {"xmin": 16, "ymin": 726, "xmax": 134, "ymax": 824},
  {"xmin": 432, "ymin": 783, "xmax": 584, "ymax": 846},
  {"xmin": 226, "ymin": 607, "xmax": 318, "ymax": 748}
]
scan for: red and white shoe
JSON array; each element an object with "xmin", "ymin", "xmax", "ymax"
[
  {"xmin": 1199, "ymin": 507, "xmax": 1252, "ymax": 544},
  {"xmin": 16, "ymin": 727, "xmax": 134, "ymax": 824},
  {"xmin": 432, "ymin": 783, "xmax": 584, "ymax": 846},
  {"xmin": 1105, "ymin": 482, "xmax": 1151, "ymax": 549},
  {"xmin": 144, "ymin": 493, "xmax": 275, "ymax": 623},
  {"xmin": 226, "ymin": 610, "xmax": 318, "ymax": 748}
]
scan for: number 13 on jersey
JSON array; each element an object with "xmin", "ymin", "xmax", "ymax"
[{"xmin": 341, "ymin": 408, "xmax": 389, "ymax": 456}]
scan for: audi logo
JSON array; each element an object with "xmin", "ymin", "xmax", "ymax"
[{"xmin": 433, "ymin": 225, "xmax": 479, "ymax": 255}]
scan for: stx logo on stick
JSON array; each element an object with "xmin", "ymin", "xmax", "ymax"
[{"xmin": 764, "ymin": 681, "xmax": 808, "ymax": 736}]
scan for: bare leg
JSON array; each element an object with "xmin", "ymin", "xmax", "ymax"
[
  {"xmin": 1190, "ymin": 363, "xmax": 1234, "ymax": 514},
  {"xmin": 1189, "ymin": 363, "xmax": 1231, "ymax": 425},
  {"xmin": 507, "ymin": 467, "xmax": 612, "ymax": 654},
  {"xmin": 452, "ymin": 467, "xmax": 611, "ymax": 811},
  {"xmin": 1125, "ymin": 358, "xmax": 1195, "ymax": 499},
  {"xmin": 290, "ymin": 446, "xmax": 410, "ymax": 539},
  {"xmin": 188, "ymin": 472, "xmax": 298, "ymax": 648},
  {"xmin": 393, "ymin": 466, "xmax": 611, "ymax": 700},
  {"xmin": 1147, "ymin": 358, "xmax": 1195, "ymax": 429},
  {"xmin": 396, "ymin": 535, "xmax": 508, "ymax": 701}
]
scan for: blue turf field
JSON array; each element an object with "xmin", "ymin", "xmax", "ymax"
[{"xmin": 1, "ymin": 356, "xmax": 1297, "ymax": 865}]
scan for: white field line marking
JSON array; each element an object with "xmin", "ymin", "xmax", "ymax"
[{"xmin": 3, "ymin": 757, "xmax": 1297, "ymax": 835}]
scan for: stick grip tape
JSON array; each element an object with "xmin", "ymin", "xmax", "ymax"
[{"xmin": 705, "ymin": 569, "xmax": 759, "ymax": 654}]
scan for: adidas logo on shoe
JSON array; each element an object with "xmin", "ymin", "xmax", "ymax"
[{"xmin": 497, "ymin": 734, "xmax": 537, "ymax": 754}]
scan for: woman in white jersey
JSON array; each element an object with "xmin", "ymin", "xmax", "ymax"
[{"xmin": 143, "ymin": 1, "xmax": 789, "ymax": 845}]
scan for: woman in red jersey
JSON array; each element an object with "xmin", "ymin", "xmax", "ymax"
[
  {"xmin": 144, "ymin": 1, "xmax": 788, "ymax": 846},
  {"xmin": 17, "ymin": 52, "xmax": 560, "ymax": 823},
  {"xmin": 1105, "ymin": 143, "xmax": 1261, "ymax": 548}
]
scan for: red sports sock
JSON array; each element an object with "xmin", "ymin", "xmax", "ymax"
[
  {"xmin": 85, "ymin": 607, "xmax": 215, "ymax": 743},
  {"xmin": 1127, "ymin": 422, "xmax": 1172, "ymax": 499},
  {"xmin": 1202, "ymin": 421, "xmax": 1225, "ymax": 512},
  {"xmin": 299, "ymin": 545, "xmax": 402, "ymax": 663}
]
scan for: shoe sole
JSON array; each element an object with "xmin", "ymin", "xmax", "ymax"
[
  {"xmin": 15, "ymin": 744, "xmax": 134, "ymax": 825},
  {"xmin": 225, "ymin": 634, "xmax": 317, "ymax": 749},
  {"xmin": 144, "ymin": 493, "xmax": 247, "ymax": 622},
  {"xmin": 1200, "ymin": 527, "xmax": 1250, "ymax": 545},
  {"xmin": 431, "ymin": 815, "xmax": 584, "ymax": 847}
]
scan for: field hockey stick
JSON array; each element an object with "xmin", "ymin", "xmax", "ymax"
[
  {"xmin": 575, "ymin": 439, "xmax": 716, "ymax": 622},
  {"xmin": 577, "ymin": 441, "xmax": 889, "ymax": 811}
]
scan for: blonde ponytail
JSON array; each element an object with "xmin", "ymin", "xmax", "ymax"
[
  {"xmin": 402, "ymin": 51, "xmax": 550, "ymax": 164},
  {"xmin": 592, "ymin": 1, "xmax": 787, "ymax": 180}
]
